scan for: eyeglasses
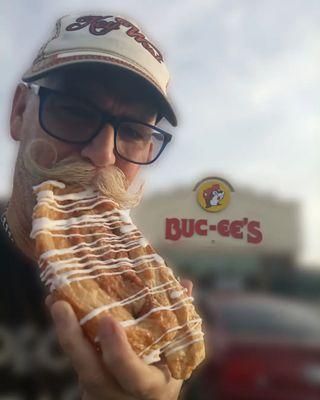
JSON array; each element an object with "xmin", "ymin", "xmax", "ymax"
[{"xmin": 32, "ymin": 84, "xmax": 173, "ymax": 165}]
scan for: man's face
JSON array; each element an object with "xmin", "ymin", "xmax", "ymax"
[{"xmin": 12, "ymin": 66, "xmax": 158, "ymax": 186}]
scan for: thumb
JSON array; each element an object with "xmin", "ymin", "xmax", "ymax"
[{"xmin": 98, "ymin": 316, "xmax": 163, "ymax": 396}]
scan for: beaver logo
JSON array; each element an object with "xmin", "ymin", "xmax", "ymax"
[
  {"xmin": 193, "ymin": 177, "xmax": 234, "ymax": 213},
  {"xmin": 203, "ymin": 184, "xmax": 225, "ymax": 208}
]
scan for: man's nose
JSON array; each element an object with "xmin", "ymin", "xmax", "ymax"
[{"xmin": 80, "ymin": 123, "xmax": 116, "ymax": 167}]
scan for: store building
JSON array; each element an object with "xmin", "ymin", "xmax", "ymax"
[{"xmin": 131, "ymin": 177, "xmax": 300, "ymax": 291}]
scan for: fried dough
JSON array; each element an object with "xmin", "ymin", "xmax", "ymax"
[{"xmin": 31, "ymin": 180, "xmax": 205, "ymax": 380}]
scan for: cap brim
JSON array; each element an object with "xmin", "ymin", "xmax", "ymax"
[{"xmin": 22, "ymin": 53, "xmax": 177, "ymax": 127}]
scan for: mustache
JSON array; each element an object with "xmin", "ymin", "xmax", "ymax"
[{"xmin": 22, "ymin": 139, "xmax": 144, "ymax": 209}]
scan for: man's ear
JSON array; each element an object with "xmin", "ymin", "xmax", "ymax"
[{"xmin": 10, "ymin": 83, "xmax": 29, "ymax": 141}]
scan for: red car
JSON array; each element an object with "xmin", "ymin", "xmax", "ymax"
[{"xmin": 184, "ymin": 293, "xmax": 320, "ymax": 400}]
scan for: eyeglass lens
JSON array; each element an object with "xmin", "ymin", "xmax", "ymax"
[{"xmin": 40, "ymin": 91, "xmax": 166, "ymax": 164}]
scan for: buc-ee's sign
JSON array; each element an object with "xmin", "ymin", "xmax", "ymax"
[{"xmin": 165, "ymin": 177, "xmax": 263, "ymax": 244}]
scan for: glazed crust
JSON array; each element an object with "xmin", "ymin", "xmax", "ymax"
[{"xmin": 31, "ymin": 180, "xmax": 205, "ymax": 380}]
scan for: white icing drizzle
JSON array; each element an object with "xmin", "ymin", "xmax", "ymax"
[
  {"xmin": 33, "ymin": 180, "xmax": 66, "ymax": 191},
  {"xmin": 119, "ymin": 224, "xmax": 136, "ymax": 234},
  {"xmin": 170, "ymin": 290, "xmax": 184, "ymax": 299},
  {"xmin": 138, "ymin": 237, "xmax": 149, "ymax": 247},
  {"xmin": 32, "ymin": 230, "xmax": 142, "ymax": 241},
  {"xmin": 32, "ymin": 220, "xmax": 136, "ymax": 238},
  {"xmin": 80, "ymin": 280, "xmax": 177, "ymax": 325},
  {"xmin": 138, "ymin": 318, "xmax": 202, "ymax": 356},
  {"xmin": 47, "ymin": 264, "xmax": 168, "ymax": 291},
  {"xmin": 34, "ymin": 198, "xmax": 119, "ymax": 214},
  {"xmin": 32, "ymin": 180, "xmax": 203, "ymax": 364},
  {"xmin": 153, "ymin": 254, "xmax": 164, "ymax": 264},
  {"xmin": 42, "ymin": 252, "xmax": 162, "ymax": 283},
  {"xmin": 165, "ymin": 338, "xmax": 204, "ymax": 357},
  {"xmin": 163, "ymin": 325, "xmax": 203, "ymax": 352},
  {"xmin": 120, "ymin": 297, "xmax": 194, "ymax": 328},
  {"xmin": 31, "ymin": 211, "xmax": 128, "ymax": 238},
  {"xmin": 93, "ymin": 317, "xmax": 203, "ymax": 364},
  {"xmin": 142, "ymin": 349, "xmax": 161, "ymax": 364},
  {"xmin": 38, "ymin": 235, "xmax": 149, "ymax": 265},
  {"xmin": 37, "ymin": 194, "xmax": 114, "ymax": 209},
  {"xmin": 39, "ymin": 186, "xmax": 96, "ymax": 201},
  {"xmin": 95, "ymin": 296, "xmax": 189, "ymax": 333}
]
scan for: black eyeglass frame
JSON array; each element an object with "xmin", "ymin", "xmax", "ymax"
[{"xmin": 36, "ymin": 85, "xmax": 173, "ymax": 165}]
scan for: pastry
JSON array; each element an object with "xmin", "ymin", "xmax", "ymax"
[{"xmin": 30, "ymin": 179, "xmax": 205, "ymax": 380}]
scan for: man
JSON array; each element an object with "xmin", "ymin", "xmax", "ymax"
[{"xmin": 0, "ymin": 13, "xmax": 193, "ymax": 400}]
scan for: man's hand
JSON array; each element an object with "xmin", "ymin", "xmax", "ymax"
[{"xmin": 45, "ymin": 279, "xmax": 193, "ymax": 400}]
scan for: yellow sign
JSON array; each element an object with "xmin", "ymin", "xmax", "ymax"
[{"xmin": 194, "ymin": 177, "xmax": 234, "ymax": 213}]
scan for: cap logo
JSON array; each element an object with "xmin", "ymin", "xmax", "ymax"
[{"xmin": 66, "ymin": 15, "xmax": 164, "ymax": 63}]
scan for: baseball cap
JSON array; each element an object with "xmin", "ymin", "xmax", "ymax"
[{"xmin": 22, "ymin": 13, "xmax": 177, "ymax": 126}]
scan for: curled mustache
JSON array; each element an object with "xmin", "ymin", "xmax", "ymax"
[{"xmin": 22, "ymin": 139, "xmax": 144, "ymax": 209}]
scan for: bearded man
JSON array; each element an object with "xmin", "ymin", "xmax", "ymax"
[{"xmin": 0, "ymin": 13, "xmax": 193, "ymax": 400}]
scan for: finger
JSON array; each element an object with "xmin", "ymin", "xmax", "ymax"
[
  {"xmin": 180, "ymin": 279, "xmax": 193, "ymax": 296},
  {"xmin": 45, "ymin": 294, "xmax": 53, "ymax": 308},
  {"xmin": 98, "ymin": 316, "xmax": 171, "ymax": 398},
  {"xmin": 50, "ymin": 301, "xmax": 120, "ymax": 395}
]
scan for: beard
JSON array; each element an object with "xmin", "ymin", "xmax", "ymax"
[{"xmin": 21, "ymin": 138, "xmax": 144, "ymax": 210}]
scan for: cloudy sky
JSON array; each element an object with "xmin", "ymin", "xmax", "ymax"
[{"xmin": 1, "ymin": 0, "xmax": 319, "ymax": 265}]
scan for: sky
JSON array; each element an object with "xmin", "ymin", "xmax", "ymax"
[{"xmin": 1, "ymin": 0, "xmax": 319, "ymax": 265}]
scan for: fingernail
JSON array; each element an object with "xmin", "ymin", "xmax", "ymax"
[
  {"xmin": 45, "ymin": 296, "xmax": 51, "ymax": 307},
  {"xmin": 51, "ymin": 302, "xmax": 69, "ymax": 328},
  {"xmin": 99, "ymin": 317, "xmax": 116, "ymax": 341}
]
